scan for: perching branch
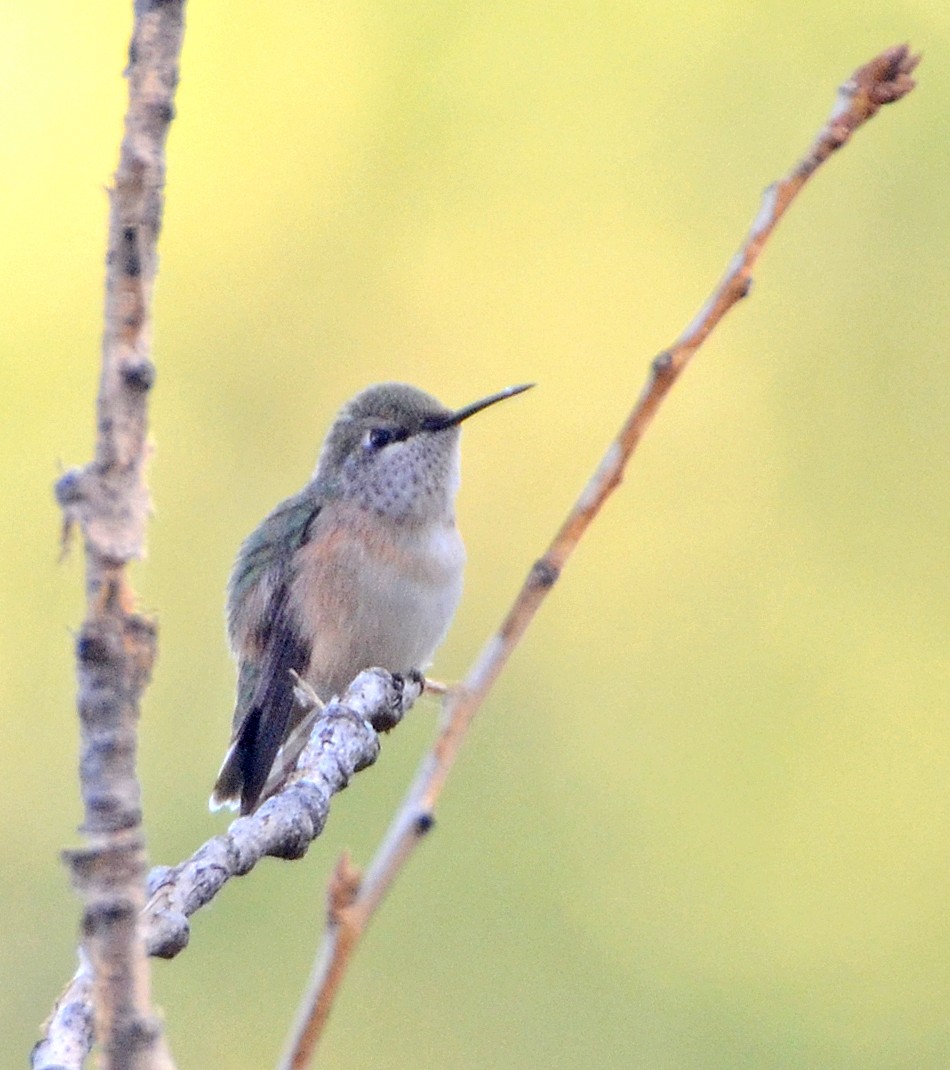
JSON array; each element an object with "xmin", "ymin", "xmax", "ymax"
[
  {"xmin": 37, "ymin": 3, "xmax": 187, "ymax": 1070},
  {"xmin": 144, "ymin": 670, "xmax": 423, "ymax": 958},
  {"xmin": 34, "ymin": 671, "xmax": 422, "ymax": 1065},
  {"xmin": 279, "ymin": 43, "xmax": 921, "ymax": 1068}
]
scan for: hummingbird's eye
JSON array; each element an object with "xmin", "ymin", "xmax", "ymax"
[{"xmin": 364, "ymin": 427, "xmax": 396, "ymax": 452}]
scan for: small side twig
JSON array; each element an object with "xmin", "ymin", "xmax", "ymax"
[
  {"xmin": 280, "ymin": 43, "xmax": 920, "ymax": 1069},
  {"xmin": 281, "ymin": 854, "xmax": 365, "ymax": 1063},
  {"xmin": 41, "ymin": 4, "xmax": 187, "ymax": 1070}
]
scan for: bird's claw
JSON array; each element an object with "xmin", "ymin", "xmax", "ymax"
[{"xmin": 290, "ymin": 670, "xmax": 324, "ymax": 711}]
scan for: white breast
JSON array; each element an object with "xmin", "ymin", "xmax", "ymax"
[{"xmin": 297, "ymin": 513, "xmax": 465, "ymax": 699}]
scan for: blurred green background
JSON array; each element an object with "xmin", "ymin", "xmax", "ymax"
[{"xmin": 3, "ymin": 2, "xmax": 948, "ymax": 1068}]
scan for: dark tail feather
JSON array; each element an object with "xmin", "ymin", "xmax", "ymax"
[
  {"xmin": 209, "ymin": 738, "xmax": 247, "ymax": 812},
  {"xmin": 212, "ymin": 580, "xmax": 309, "ymax": 814},
  {"xmin": 210, "ymin": 680, "xmax": 298, "ymax": 814},
  {"xmin": 237, "ymin": 699, "xmax": 292, "ymax": 813},
  {"xmin": 210, "ymin": 705, "xmax": 267, "ymax": 813}
]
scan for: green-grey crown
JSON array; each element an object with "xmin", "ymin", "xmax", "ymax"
[
  {"xmin": 342, "ymin": 383, "xmax": 452, "ymax": 428},
  {"xmin": 314, "ymin": 381, "xmax": 534, "ymax": 485},
  {"xmin": 315, "ymin": 383, "xmax": 451, "ymax": 477}
]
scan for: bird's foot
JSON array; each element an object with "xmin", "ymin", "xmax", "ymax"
[
  {"xmin": 422, "ymin": 675, "xmax": 450, "ymax": 696},
  {"xmin": 290, "ymin": 670, "xmax": 325, "ymax": 712}
]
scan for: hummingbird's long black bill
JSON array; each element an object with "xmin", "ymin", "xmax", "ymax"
[{"xmin": 426, "ymin": 383, "xmax": 534, "ymax": 432}]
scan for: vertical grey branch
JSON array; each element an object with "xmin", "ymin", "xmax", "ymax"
[{"xmin": 39, "ymin": 3, "xmax": 187, "ymax": 1069}]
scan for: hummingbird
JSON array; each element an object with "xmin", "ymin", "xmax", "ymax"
[{"xmin": 210, "ymin": 381, "xmax": 532, "ymax": 815}]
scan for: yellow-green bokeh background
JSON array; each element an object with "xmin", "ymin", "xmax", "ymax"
[{"xmin": 4, "ymin": 3, "xmax": 948, "ymax": 1067}]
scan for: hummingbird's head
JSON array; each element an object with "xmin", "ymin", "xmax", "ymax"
[{"xmin": 315, "ymin": 382, "xmax": 532, "ymax": 522}]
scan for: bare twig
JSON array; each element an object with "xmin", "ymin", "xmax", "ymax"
[
  {"xmin": 33, "ymin": 671, "xmax": 421, "ymax": 1064},
  {"xmin": 280, "ymin": 43, "xmax": 920, "ymax": 1068},
  {"xmin": 38, "ymin": 3, "xmax": 187, "ymax": 1070}
]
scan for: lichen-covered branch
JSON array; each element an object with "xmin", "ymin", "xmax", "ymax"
[
  {"xmin": 33, "ymin": 955, "xmax": 94, "ymax": 1070},
  {"xmin": 144, "ymin": 670, "xmax": 422, "ymax": 959},
  {"xmin": 37, "ymin": 3, "xmax": 187, "ymax": 1069},
  {"xmin": 34, "ymin": 670, "xmax": 420, "ymax": 1066},
  {"xmin": 279, "ymin": 44, "xmax": 921, "ymax": 1069}
]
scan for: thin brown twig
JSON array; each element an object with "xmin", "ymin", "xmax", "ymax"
[
  {"xmin": 282, "ymin": 854, "xmax": 365, "ymax": 1061},
  {"xmin": 35, "ymin": 4, "xmax": 187, "ymax": 1070},
  {"xmin": 280, "ymin": 43, "xmax": 920, "ymax": 1069}
]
